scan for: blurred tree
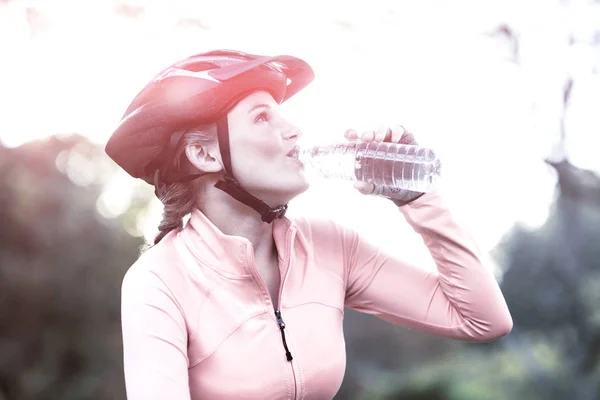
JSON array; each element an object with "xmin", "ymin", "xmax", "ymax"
[
  {"xmin": 0, "ymin": 134, "xmax": 151, "ymax": 400},
  {"xmin": 492, "ymin": 73, "xmax": 600, "ymax": 400},
  {"xmin": 495, "ymin": 158, "xmax": 600, "ymax": 400}
]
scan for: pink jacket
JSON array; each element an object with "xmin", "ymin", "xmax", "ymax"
[{"xmin": 121, "ymin": 193, "xmax": 512, "ymax": 400}]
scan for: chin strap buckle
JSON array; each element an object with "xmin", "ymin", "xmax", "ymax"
[{"xmin": 261, "ymin": 204, "xmax": 288, "ymax": 223}]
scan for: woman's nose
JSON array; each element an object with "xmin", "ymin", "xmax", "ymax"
[{"xmin": 283, "ymin": 124, "xmax": 302, "ymax": 141}]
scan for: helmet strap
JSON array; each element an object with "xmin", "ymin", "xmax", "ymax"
[{"xmin": 213, "ymin": 115, "xmax": 289, "ymax": 223}]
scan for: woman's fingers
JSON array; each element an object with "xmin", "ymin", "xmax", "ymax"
[
  {"xmin": 353, "ymin": 181, "xmax": 375, "ymax": 195},
  {"xmin": 344, "ymin": 128, "xmax": 359, "ymax": 141},
  {"xmin": 345, "ymin": 125, "xmax": 416, "ymax": 145}
]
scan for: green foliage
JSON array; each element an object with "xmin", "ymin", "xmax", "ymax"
[{"xmin": 0, "ymin": 135, "xmax": 150, "ymax": 400}]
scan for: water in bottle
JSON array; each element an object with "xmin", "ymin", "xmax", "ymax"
[{"xmin": 296, "ymin": 141, "xmax": 441, "ymax": 193}]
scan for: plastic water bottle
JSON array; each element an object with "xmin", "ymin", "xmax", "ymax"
[{"xmin": 297, "ymin": 141, "xmax": 441, "ymax": 192}]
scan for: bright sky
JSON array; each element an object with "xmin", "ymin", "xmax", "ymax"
[{"xmin": 1, "ymin": 0, "xmax": 599, "ymax": 272}]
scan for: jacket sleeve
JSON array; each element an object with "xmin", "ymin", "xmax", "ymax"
[
  {"xmin": 121, "ymin": 263, "xmax": 191, "ymax": 399},
  {"xmin": 343, "ymin": 192, "xmax": 513, "ymax": 342}
]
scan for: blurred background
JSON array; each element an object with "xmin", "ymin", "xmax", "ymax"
[{"xmin": 1, "ymin": 0, "xmax": 599, "ymax": 399}]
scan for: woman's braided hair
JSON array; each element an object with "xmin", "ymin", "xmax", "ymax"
[{"xmin": 151, "ymin": 126, "xmax": 215, "ymax": 246}]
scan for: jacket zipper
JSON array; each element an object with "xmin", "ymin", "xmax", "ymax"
[
  {"xmin": 277, "ymin": 227, "xmax": 298, "ymax": 399},
  {"xmin": 274, "ymin": 309, "xmax": 293, "ymax": 361},
  {"xmin": 245, "ymin": 227, "xmax": 299, "ymax": 398}
]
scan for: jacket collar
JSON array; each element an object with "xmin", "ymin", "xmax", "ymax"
[{"xmin": 178, "ymin": 208, "xmax": 294, "ymax": 277}]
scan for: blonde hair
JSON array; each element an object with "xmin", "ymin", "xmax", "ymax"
[{"xmin": 152, "ymin": 126, "xmax": 216, "ymax": 245}]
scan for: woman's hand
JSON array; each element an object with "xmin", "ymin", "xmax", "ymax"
[{"xmin": 344, "ymin": 125, "xmax": 424, "ymax": 206}]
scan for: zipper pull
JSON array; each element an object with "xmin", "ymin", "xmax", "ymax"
[
  {"xmin": 275, "ymin": 310, "xmax": 293, "ymax": 361},
  {"xmin": 275, "ymin": 310, "xmax": 286, "ymax": 328}
]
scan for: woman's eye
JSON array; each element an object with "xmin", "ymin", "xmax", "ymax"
[{"xmin": 255, "ymin": 112, "xmax": 269, "ymax": 123}]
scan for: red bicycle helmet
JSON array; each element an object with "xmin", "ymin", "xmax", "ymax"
[{"xmin": 105, "ymin": 49, "xmax": 315, "ymax": 222}]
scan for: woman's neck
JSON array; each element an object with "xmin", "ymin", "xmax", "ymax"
[{"xmin": 195, "ymin": 181, "xmax": 277, "ymax": 260}]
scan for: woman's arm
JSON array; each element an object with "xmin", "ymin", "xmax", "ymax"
[
  {"xmin": 121, "ymin": 263, "xmax": 191, "ymax": 399},
  {"xmin": 344, "ymin": 192, "xmax": 513, "ymax": 342}
]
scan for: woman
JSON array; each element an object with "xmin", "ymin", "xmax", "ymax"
[{"xmin": 105, "ymin": 50, "xmax": 513, "ymax": 400}]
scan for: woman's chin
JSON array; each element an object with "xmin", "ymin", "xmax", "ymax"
[
  {"xmin": 293, "ymin": 176, "xmax": 310, "ymax": 195},
  {"xmin": 272, "ymin": 180, "xmax": 310, "ymax": 205}
]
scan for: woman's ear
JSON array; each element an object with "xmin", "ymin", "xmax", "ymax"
[{"xmin": 185, "ymin": 142, "xmax": 223, "ymax": 173}]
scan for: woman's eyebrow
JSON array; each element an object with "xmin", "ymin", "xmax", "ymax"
[{"xmin": 248, "ymin": 104, "xmax": 271, "ymax": 114}]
